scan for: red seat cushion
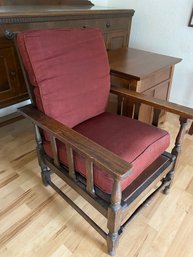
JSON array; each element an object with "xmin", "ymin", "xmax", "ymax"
[
  {"xmin": 44, "ymin": 112, "xmax": 170, "ymax": 193},
  {"xmin": 17, "ymin": 28, "xmax": 110, "ymax": 127}
]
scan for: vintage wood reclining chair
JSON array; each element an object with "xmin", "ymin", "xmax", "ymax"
[{"xmin": 14, "ymin": 28, "xmax": 193, "ymax": 255}]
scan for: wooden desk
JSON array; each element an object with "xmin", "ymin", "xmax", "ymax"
[{"xmin": 108, "ymin": 48, "xmax": 182, "ymax": 123}]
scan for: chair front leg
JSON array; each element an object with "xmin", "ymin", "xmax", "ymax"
[
  {"xmin": 34, "ymin": 124, "xmax": 51, "ymax": 186},
  {"xmin": 107, "ymin": 179, "xmax": 122, "ymax": 256},
  {"xmin": 164, "ymin": 116, "xmax": 188, "ymax": 194}
]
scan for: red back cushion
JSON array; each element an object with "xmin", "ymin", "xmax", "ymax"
[{"xmin": 17, "ymin": 28, "xmax": 110, "ymax": 127}]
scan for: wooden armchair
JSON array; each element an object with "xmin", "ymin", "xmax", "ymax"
[{"xmin": 14, "ymin": 28, "xmax": 193, "ymax": 255}]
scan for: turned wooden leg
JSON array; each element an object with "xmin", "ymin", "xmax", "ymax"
[
  {"xmin": 164, "ymin": 117, "xmax": 188, "ymax": 194},
  {"xmin": 34, "ymin": 124, "xmax": 51, "ymax": 186},
  {"xmin": 41, "ymin": 166, "xmax": 51, "ymax": 186},
  {"xmin": 163, "ymin": 170, "xmax": 175, "ymax": 195},
  {"xmin": 107, "ymin": 179, "xmax": 122, "ymax": 256},
  {"xmin": 107, "ymin": 204, "xmax": 121, "ymax": 256},
  {"xmin": 107, "ymin": 231, "xmax": 119, "ymax": 256}
]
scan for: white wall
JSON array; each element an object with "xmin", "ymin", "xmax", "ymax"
[
  {"xmin": 107, "ymin": 0, "xmax": 193, "ymax": 107},
  {"xmin": 93, "ymin": 0, "xmax": 108, "ymax": 6}
]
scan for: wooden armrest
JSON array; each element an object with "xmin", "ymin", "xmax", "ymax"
[
  {"xmin": 18, "ymin": 104, "xmax": 132, "ymax": 180},
  {"xmin": 111, "ymin": 86, "xmax": 193, "ymax": 119}
]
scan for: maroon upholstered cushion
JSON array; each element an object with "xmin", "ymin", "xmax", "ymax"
[
  {"xmin": 44, "ymin": 112, "xmax": 170, "ymax": 193},
  {"xmin": 17, "ymin": 28, "xmax": 110, "ymax": 127}
]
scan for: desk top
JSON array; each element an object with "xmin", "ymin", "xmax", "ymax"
[{"xmin": 108, "ymin": 48, "xmax": 182, "ymax": 81}]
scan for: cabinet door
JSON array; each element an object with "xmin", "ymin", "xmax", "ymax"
[
  {"xmin": 0, "ymin": 46, "xmax": 17, "ymax": 107},
  {"xmin": 0, "ymin": 44, "xmax": 28, "ymax": 108},
  {"xmin": 106, "ymin": 31, "xmax": 128, "ymax": 50}
]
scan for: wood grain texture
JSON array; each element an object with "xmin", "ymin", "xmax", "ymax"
[
  {"xmin": 0, "ymin": 114, "xmax": 193, "ymax": 257},
  {"xmin": 1, "ymin": 0, "xmax": 95, "ymax": 6},
  {"xmin": 66, "ymin": 144, "xmax": 76, "ymax": 181},
  {"xmin": 85, "ymin": 159, "xmax": 95, "ymax": 195},
  {"xmin": 0, "ymin": 5, "xmax": 134, "ymax": 18},
  {"xmin": 108, "ymin": 48, "xmax": 181, "ymax": 80}
]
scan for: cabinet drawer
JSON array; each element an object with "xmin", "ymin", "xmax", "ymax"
[
  {"xmin": 139, "ymin": 67, "xmax": 171, "ymax": 92},
  {"xmin": 96, "ymin": 17, "xmax": 131, "ymax": 31},
  {"xmin": 106, "ymin": 31, "xmax": 128, "ymax": 50},
  {"xmin": 65, "ymin": 17, "xmax": 130, "ymax": 32}
]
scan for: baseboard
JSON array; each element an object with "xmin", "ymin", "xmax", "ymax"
[{"xmin": 0, "ymin": 112, "xmax": 25, "ymax": 127}]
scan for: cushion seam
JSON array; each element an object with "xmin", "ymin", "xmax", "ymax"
[{"xmin": 130, "ymin": 132, "xmax": 169, "ymax": 164}]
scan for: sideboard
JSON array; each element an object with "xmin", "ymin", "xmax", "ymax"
[{"xmin": 0, "ymin": 4, "xmax": 135, "ymax": 108}]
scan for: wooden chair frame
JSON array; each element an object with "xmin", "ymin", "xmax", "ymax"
[{"xmin": 13, "ymin": 31, "xmax": 193, "ymax": 255}]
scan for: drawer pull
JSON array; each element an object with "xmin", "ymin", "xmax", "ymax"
[
  {"xmin": 4, "ymin": 29, "xmax": 15, "ymax": 40},
  {"xmin": 106, "ymin": 22, "xmax": 111, "ymax": 28},
  {"xmin": 82, "ymin": 25, "xmax": 89, "ymax": 29},
  {"xmin": 10, "ymin": 71, "xmax": 16, "ymax": 77}
]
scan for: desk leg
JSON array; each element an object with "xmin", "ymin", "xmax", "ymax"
[
  {"xmin": 117, "ymin": 79, "xmax": 139, "ymax": 117},
  {"xmin": 188, "ymin": 122, "xmax": 193, "ymax": 135},
  {"xmin": 117, "ymin": 95, "xmax": 134, "ymax": 117}
]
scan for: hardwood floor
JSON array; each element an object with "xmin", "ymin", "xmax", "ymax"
[{"xmin": 0, "ymin": 114, "xmax": 193, "ymax": 257}]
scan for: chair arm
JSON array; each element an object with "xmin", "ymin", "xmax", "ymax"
[
  {"xmin": 111, "ymin": 86, "xmax": 193, "ymax": 119},
  {"xmin": 18, "ymin": 104, "xmax": 132, "ymax": 181}
]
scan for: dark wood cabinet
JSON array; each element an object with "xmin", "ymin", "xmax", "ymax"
[
  {"xmin": 0, "ymin": 4, "xmax": 134, "ymax": 108},
  {"xmin": 0, "ymin": 37, "xmax": 27, "ymax": 108}
]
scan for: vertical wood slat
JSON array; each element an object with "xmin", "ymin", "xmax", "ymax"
[
  {"xmin": 85, "ymin": 159, "xmax": 95, "ymax": 196},
  {"xmin": 133, "ymin": 102, "xmax": 141, "ymax": 120},
  {"xmin": 50, "ymin": 135, "xmax": 60, "ymax": 167},
  {"xmin": 152, "ymin": 108, "xmax": 161, "ymax": 127},
  {"xmin": 117, "ymin": 95, "xmax": 124, "ymax": 115},
  {"xmin": 66, "ymin": 144, "xmax": 76, "ymax": 180}
]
